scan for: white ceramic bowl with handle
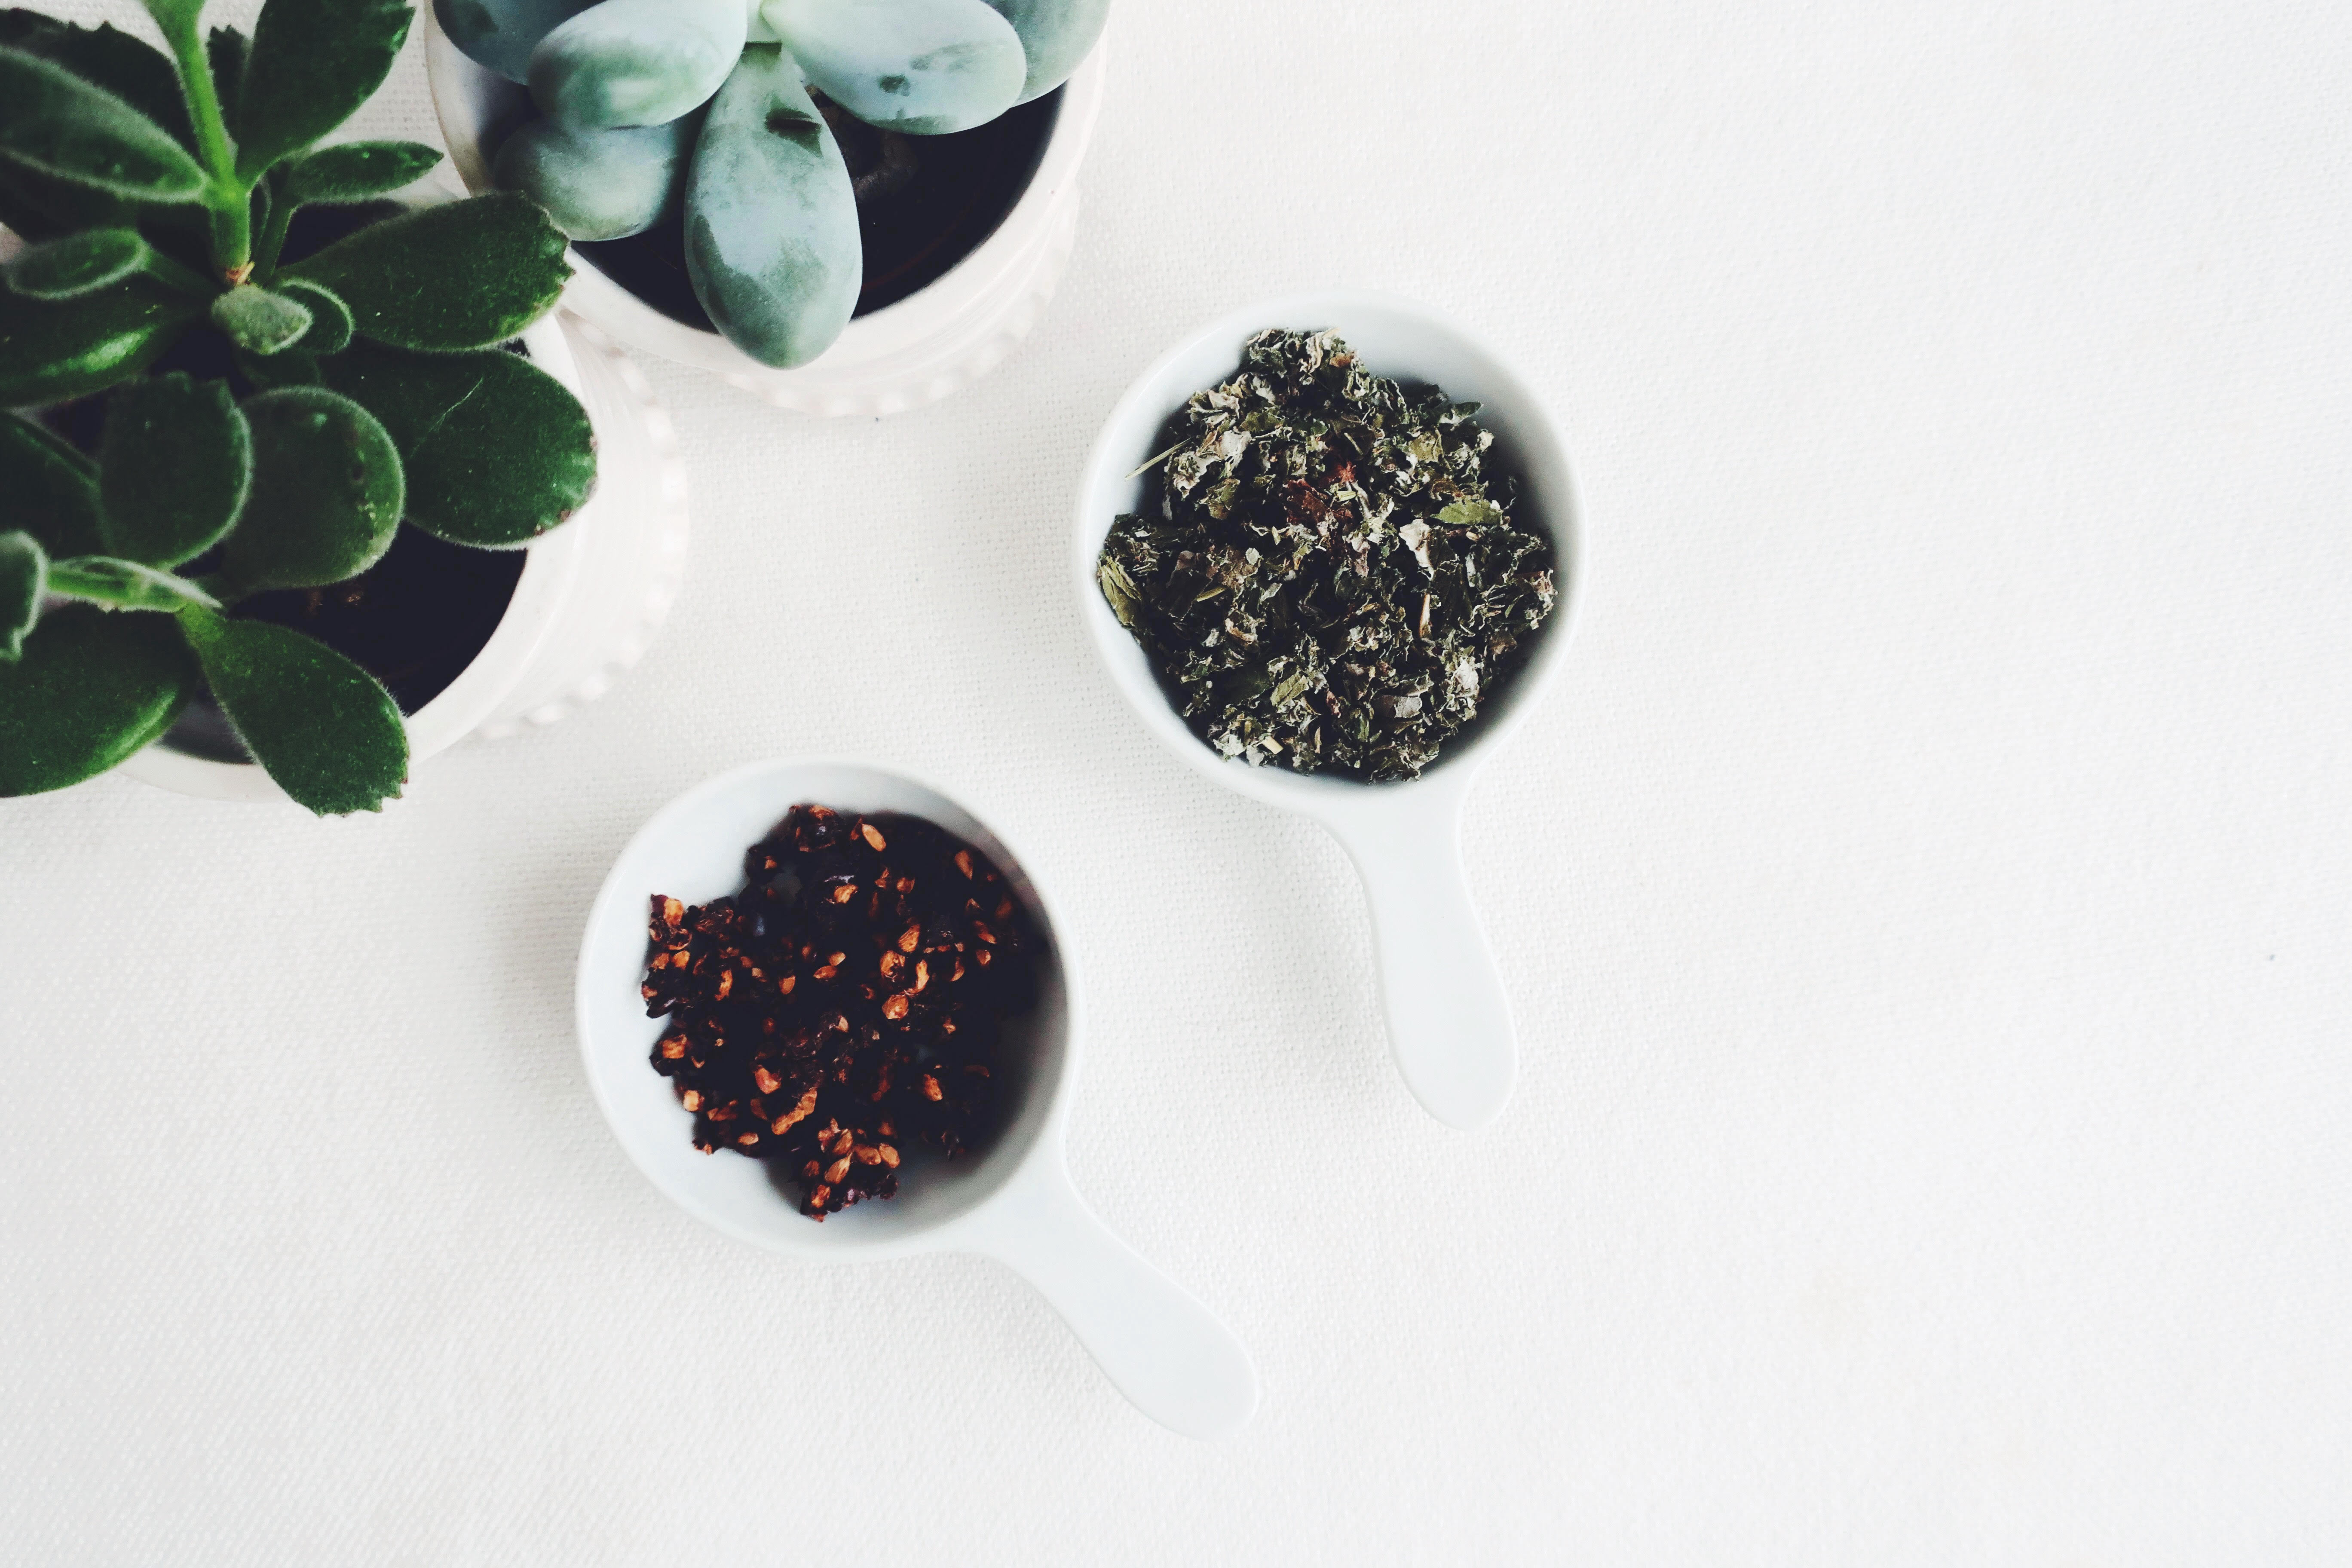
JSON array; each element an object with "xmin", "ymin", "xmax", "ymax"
[
  {"xmin": 1073, "ymin": 293, "xmax": 1584, "ymax": 1130},
  {"xmin": 576, "ymin": 756, "xmax": 1259, "ymax": 1439}
]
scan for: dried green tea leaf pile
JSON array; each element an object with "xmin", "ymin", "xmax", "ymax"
[
  {"xmin": 642, "ymin": 805, "xmax": 1039, "ymax": 1219},
  {"xmin": 1097, "ymin": 329, "xmax": 1559, "ymax": 781}
]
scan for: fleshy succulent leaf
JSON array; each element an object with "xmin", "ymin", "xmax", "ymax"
[
  {"xmin": 176, "ymin": 603, "xmax": 407, "ymax": 815},
  {"xmin": 434, "ymin": 0, "xmax": 597, "ymax": 85},
  {"xmin": 210, "ymin": 283, "xmax": 314, "ymax": 355},
  {"xmin": 46, "ymin": 554, "xmax": 220, "ymax": 611},
  {"xmin": 276, "ymin": 279, "xmax": 351, "ymax": 352},
  {"xmin": 529, "ymin": 0, "xmax": 744, "ymax": 131},
  {"xmin": 0, "ymin": 276, "xmax": 200, "ymax": 404},
  {"xmin": 490, "ymin": 113, "xmax": 692, "ymax": 242},
  {"xmin": 233, "ymin": 0, "xmax": 413, "ymax": 184},
  {"xmin": 3, "ymin": 226, "xmax": 148, "ymax": 299},
  {"xmin": 220, "ymin": 386, "xmax": 404, "ymax": 592},
  {"xmin": 0, "ymin": 10, "xmax": 196, "ymax": 149},
  {"xmin": 0, "ymin": 529, "xmax": 43, "ymax": 660},
  {"xmin": 0, "ymin": 413, "xmax": 102, "ymax": 557},
  {"xmin": 206, "ymin": 25, "xmax": 248, "ymax": 139},
  {"xmin": 320, "ymin": 339, "xmax": 596, "ymax": 547},
  {"xmin": 276, "ymin": 140, "xmax": 444, "ymax": 205},
  {"xmin": 95, "ymin": 373, "xmax": 254, "ymax": 568},
  {"xmin": 0, "ymin": 156, "xmax": 135, "ymax": 238},
  {"xmin": 280, "ymin": 193, "xmax": 570, "ymax": 351},
  {"xmin": 980, "ymin": 0, "xmax": 1109, "ymax": 104},
  {"xmin": 233, "ymin": 343, "xmax": 321, "ymax": 391},
  {"xmin": 0, "ymin": 601, "xmax": 196, "ymax": 795},
  {"xmin": 0, "ymin": 45, "xmax": 209, "ymax": 201},
  {"xmin": 683, "ymin": 46, "xmax": 859, "ymax": 369},
  {"xmin": 764, "ymin": 0, "xmax": 1024, "ymax": 136}
]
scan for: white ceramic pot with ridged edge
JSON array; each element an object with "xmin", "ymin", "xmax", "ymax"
[
  {"xmin": 115, "ymin": 312, "xmax": 691, "ymax": 805},
  {"xmin": 421, "ymin": 4, "xmax": 1106, "ymax": 418}
]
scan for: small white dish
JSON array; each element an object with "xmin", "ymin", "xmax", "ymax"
[
  {"xmin": 576, "ymin": 757, "xmax": 1258, "ymax": 1438},
  {"xmin": 1073, "ymin": 293, "xmax": 1584, "ymax": 1130}
]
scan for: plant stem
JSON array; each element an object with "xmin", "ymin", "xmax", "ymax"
[{"xmin": 156, "ymin": 13, "xmax": 250, "ymax": 281}]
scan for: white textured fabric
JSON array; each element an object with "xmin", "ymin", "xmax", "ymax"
[{"xmin": 6, "ymin": 1, "xmax": 2351, "ymax": 1561}]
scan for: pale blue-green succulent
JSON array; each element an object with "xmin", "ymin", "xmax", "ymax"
[{"xmin": 443, "ymin": 0, "xmax": 1109, "ymax": 368}]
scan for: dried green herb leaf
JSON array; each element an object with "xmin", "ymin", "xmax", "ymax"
[{"xmin": 1096, "ymin": 328, "xmax": 1558, "ymax": 782}]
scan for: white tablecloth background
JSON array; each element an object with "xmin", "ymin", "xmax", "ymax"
[{"xmin": 7, "ymin": 2, "xmax": 2349, "ymax": 1562}]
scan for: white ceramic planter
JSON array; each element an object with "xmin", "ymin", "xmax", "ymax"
[
  {"xmin": 423, "ymin": 6, "xmax": 1105, "ymax": 417},
  {"xmin": 121, "ymin": 313, "xmax": 691, "ymax": 805}
]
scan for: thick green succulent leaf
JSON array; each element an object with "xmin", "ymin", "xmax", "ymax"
[
  {"xmin": 435, "ymin": 0, "xmax": 597, "ymax": 84},
  {"xmin": 0, "ymin": 601, "xmax": 195, "ymax": 795},
  {"xmin": 685, "ymin": 46, "xmax": 859, "ymax": 369},
  {"xmin": 0, "ymin": 277, "xmax": 199, "ymax": 404},
  {"xmin": 530, "ymin": 0, "xmax": 743, "ymax": 131},
  {"xmin": 492, "ymin": 113, "xmax": 692, "ymax": 241},
  {"xmin": 95, "ymin": 373, "xmax": 253, "ymax": 568},
  {"xmin": 277, "ymin": 141, "xmax": 444, "ymax": 205},
  {"xmin": 277, "ymin": 279, "xmax": 351, "ymax": 352},
  {"xmin": 0, "ymin": 156, "xmax": 135, "ymax": 238},
  {"xmin": 220, "ymin": 386, "xmax": 403, "ymax": 592},
  {"xmin": 0, "ymin": 46, "xmax": 208, "ymax": 201},
  {"xmin": 47, "ymin": 553, "xmax": 219, "ymax": 611},
  {"xmin": 765, "ymin": 0, "xmax": 1023, "ymax": 135},
  {"xmin": 281, "ymin": 194, "xmax": 570, "ymax": 351},
  {"xmin": 210, "ymin": 284, "xmax": 314, "ymax": 355},
  {"xmin": 320, "ymin": 339, "xmax": 595, "ymax": 547},
  {"xmin": 0, "ymin": 11, "xmax": 196, "ymax": 149},
  {"xmin": 233, "ymin": 0, "xmax": 413, "ymax": 183},
  {"xmin": 0, "ymin": 413, "xmax": 102, "ymax": 557},
  {"xmin": 981, "ymin": 0, "xmax": 1108, "ymax": 103},
  {"xmin": 206, "ymin": 25, "xmax": 248, "ymax": 138},
  {"xmin": 0, "ymin": 529, "xmax": 42, "ymax": 659},
  {"xmin": 234, "ymin": 343, "xmax": 321, "ymax": 391},
  {"xmin": 3, "ymin": 226, "xmax": 148, "ymax": 299},
  {"xmin": 177, "ymin": 603, "xmax": 407, "ymax": 814}
]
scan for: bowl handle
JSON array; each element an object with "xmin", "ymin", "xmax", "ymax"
[
  {"xmin": 1322, "ymin": 776, "xmax": 1519, "ymax": 1128},
  {"xmin": 963, "ymin": 1153, "xmax": 1258, "ymax": 1439}
]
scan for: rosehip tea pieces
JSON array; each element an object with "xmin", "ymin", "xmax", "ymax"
[{"xmin": 641, "ymin": 804, "xmax": 1040, "ymax": 1219}]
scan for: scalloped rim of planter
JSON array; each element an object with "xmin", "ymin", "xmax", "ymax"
[{"xmin": 422, "ymin": 8, "xmax": 1106, "ymax": 418}]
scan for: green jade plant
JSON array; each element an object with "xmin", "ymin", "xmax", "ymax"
[
  {"xmin": 442, "ymin": 0, "xmax": 1110, "ymax": 368},
  {"xmin": 0, "ymin": 0, "xmax": 590, "ymax": 815}
]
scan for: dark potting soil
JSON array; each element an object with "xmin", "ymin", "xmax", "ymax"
[
  {"xmin": 574, "ymin": 87, "xmax": 1062, "ymax": 330},
  {"xmin": 46, "ymin": 202, "xmax": 525, "ymax": 763}
]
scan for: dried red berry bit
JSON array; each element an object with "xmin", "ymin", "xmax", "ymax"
[{"xmin": 641, "ymin": 803, "xmax": 1039, "ymax": 1219}]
